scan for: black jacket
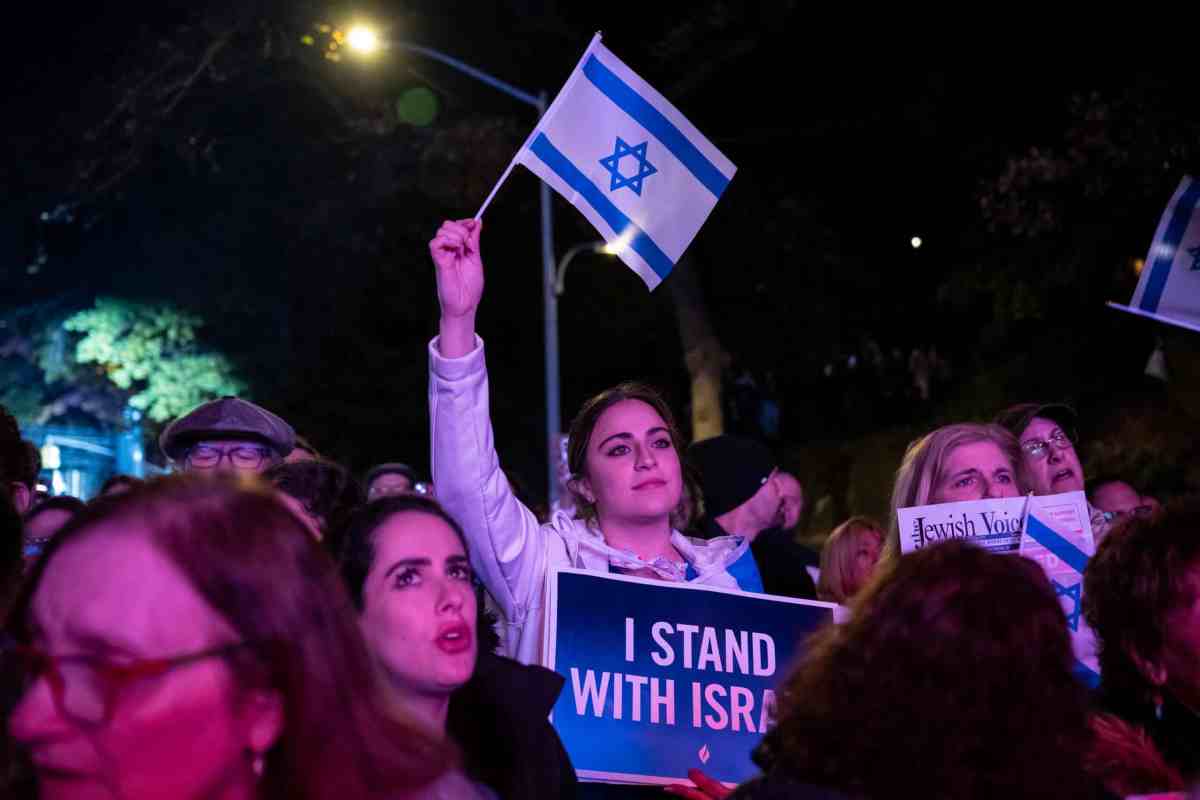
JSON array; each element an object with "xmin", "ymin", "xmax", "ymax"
[
  {"xmin": 696, "ymin": 517, "xmax": 818, "ymax": 600},
  {"xmin": 447, "ymin": 651, "xmax": 577, "ymax": 800},
  {"xmin": 1096, "ymin": 687, "xmax": 1200, "ymax": 782}
]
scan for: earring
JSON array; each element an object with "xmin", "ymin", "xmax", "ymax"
[
  {"xmin": 252, "ymin": 752, "xmax": 265, "ymax": 777},
  {"xmin": 1154, "ymin": 697, "xmax": 1164, "ymax": 722}
]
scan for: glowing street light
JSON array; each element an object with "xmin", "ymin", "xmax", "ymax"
[
  {"xmin": 346, "ymin": 24, "xmax": 380, "ymax": 54},
  {"xmin": 555, "ymin": 241, "xmax": 618, "ymax": 295},
  {"xmin": 326, "ymin": 23, "xmax": 563, "ymax": 503}
]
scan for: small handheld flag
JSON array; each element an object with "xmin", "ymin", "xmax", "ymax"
[
  {"xmin": 1109, "ymin": 175, "xmax": 1200, "ymax": 333},
  {"xmin": 476, "ymin": 33, "xmax": 736, "ymax": 290}
]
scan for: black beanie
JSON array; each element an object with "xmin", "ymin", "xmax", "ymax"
[{"xmin": 687, "ymin": 435, "xmax": 775, "ymax": 519}]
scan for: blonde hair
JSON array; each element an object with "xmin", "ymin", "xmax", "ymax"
[
  {"xmin": 882, "ymin": 423, "xmax": 1024, "ymax": 563},
  {"xmin": 818, "ymin": 516, "xmax": 884, "ymax": 604}
]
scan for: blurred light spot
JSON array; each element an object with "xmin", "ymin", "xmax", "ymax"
[
  {"xmin": 396, "ymin": 87, "xmax": 438, "ymax": 126},
  {"xmin": 605, "ymin": 229, "xmax": 635, "ymax": 255},
  {"xmin": 910, "ymin": 236, "xmax": 923, "ymax": 249},
  {"xmin": 300, "ymin": 34, "xmax": 314, "ymax": 45},
  {"xmin": 347, "ymin": 24, "xmax": 379, "ymax": 54},
  {"xmin": 41, "ymin": 443, "xmax": 61, "ymax": 470},
  {"xmin": 1134, "ymin": 258, "xmax": 1146, "ymax": 275}
]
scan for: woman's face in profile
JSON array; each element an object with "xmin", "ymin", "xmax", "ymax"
[
  {"xmin": 10, "ymin": 524, "xmax": 280, "ymax": 800},
  {"xmin": 360, "ymin": 511, "xmax": 479, "ymax": 702}
]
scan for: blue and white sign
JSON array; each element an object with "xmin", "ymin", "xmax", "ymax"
[
  {"xmin": 898, "ymin": 491, "xmax": 1100, "ymax": 686},
  {"xmin": 1018, "ymin": 491, "xmax": 1100, "ymax": 686},
  {"xmin": 509, "ymin": 33, "xmax": 737, "ymax": 290},
  {"xmin": 545, "ymin": 567, "xmax": 836, "ymax": 785}
]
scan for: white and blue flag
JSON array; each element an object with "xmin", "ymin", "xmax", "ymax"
[
  {"xmin": 1018, "ymin": 493, "xmax": 1100, "ymax": 687},
  {"xmin": 502, "ymin": 33, "xmax": 736, "ymax": 290},
  {"xmin": 1110, "ymin": 175, "xmax": 1200, "ymax": 333}
]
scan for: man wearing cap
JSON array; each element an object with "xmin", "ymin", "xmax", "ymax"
[
  {"xmin": 160, "ymin": 396, "xmax": 295, "ymax": 473},
  {"xmin": 364, "ymin": 463, "xmax": 427, "ymax": 500},
  {"xmin": 994, "ymin": 402, "xmax": 1110, "ymax": 540},
  {"xmin": 687, "ymin": 435, "xmax": 818, "ymax": 600}
]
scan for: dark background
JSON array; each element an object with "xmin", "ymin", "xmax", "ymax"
[{"xmin": 4, "ymin": 2, "xmax": 1198, "ymax": 530}]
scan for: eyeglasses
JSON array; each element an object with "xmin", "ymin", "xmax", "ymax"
[
  {"xmin": 367, "ymin": 481, "xmax": 431, "ymax": 500},
  {"xmin": 5, "ymin": 639, "xmax": 249, "ymax": 726},
  {"xmin": 1020, "ymin": 429, "xmax": 1074, "ymax": 461},
  {"xmin": 1102, "ymin": 505, "xmax": 1156, "ymax": 523},
  {"xmin": 186, "ymin": 445, "xmax": 272, "ymax": 470}
]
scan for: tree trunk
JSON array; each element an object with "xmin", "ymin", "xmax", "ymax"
[{"xmin": 666, "ymin": 254, "xmax": 728, "ymax": 441}]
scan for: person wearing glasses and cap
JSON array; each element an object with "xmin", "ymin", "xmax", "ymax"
[
  {"xmin": 993, "ymin": 402, "xmax": 1110, "ymax": 541},
  {"xmin": 159, "ymin": 397, "xmax": 296, "ymax": 474},
  {"xmin": 1088, "ymin": 477, "xmax": 1162, "ymax": 526}
]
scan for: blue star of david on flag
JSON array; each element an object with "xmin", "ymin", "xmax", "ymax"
[
  {"xmin": 599, "ymin": 137, "xmax": 657, "ymax": 196},
  {"xmin": 1054, "ymin": 580, "xmax": 1083, "ymax": 632}
]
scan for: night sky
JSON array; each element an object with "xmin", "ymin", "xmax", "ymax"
[{"xmin": 5, "ymin": 3, "xmax": 1197, "ymax": 515}]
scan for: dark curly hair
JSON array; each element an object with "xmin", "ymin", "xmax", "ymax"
[
  {"xmin": 1083, "ymin": 502, "xmax": 1200, "ymax": 707},
  {"xmin": 757, "ymin": 540, "xmax": 1094, "ymax": 799},
  {"xmin": 263, "ymin": 459, "xmax": 364, "ymax": 556}
]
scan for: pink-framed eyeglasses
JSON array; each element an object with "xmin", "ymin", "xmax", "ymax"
[{"xmin": 5, "ymin": 638, "xmax": 250, "ymax": 727}]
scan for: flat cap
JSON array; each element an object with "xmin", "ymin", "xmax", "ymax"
[
  {"xmin": 159, "ymin": 397, "xmax": 295, "ymax": 462},
  {"xmin": 993, "ymin": 402, "xmax": 1078, "ymax": 440}
]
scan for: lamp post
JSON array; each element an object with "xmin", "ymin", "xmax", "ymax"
[
  {"xmin": 347, "ymin": 26, "xmax": 561, "ymax": 504},
  {"xmin": 555, "ymin": 241, "xmax": 615, "ymax": 296}
]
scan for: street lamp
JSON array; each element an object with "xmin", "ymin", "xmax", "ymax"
[
  {"xmin": 346, "ymin": 25, "xmax": 380, "ymax": 55},
  {"xmin": 555, "ymin": 241, "xmax": 608, "ymax": 296},
  {"xmin": 340, "ymin": 23, "xmax": 561, "ymax": 503}
]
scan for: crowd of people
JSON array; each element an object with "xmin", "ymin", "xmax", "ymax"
[{"xmin": 0, "ymin": 217, "xmax": 1192, "ymax": 799}]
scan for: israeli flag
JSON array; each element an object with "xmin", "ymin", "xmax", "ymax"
[
  {"xmin": 514, "ymin": 33, "xmax": 736, "ymax": 290},
  {"xmin": 1109, "ymin": 175, "xmax": 1200, "ymax": 333},
  {"xmin": 1018, "ymin": 494, "xmax": 1100, "ymax": 686}
]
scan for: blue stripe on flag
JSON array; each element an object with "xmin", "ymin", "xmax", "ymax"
[
  {"xmin": 1025, "ymin": 515, "xmax": 1090, "ymax": 574},
  {"xmin": 726, "ymin": 544, "xmax": 764, "ymax": 593},
  {"xmin": 582, "ymin": 55, "xmax": 730, "ymax": 199},
  {"xmin": 1142, "ymin": 178, "xmax": 1200, "ymax": 312},
  {"xmin": 1074, "ymin": 660, "xmax": 1100, "ymax": 688},
  {"xmin": 528, "ymin": 133, "xmax": 674, "ymax": 281}
]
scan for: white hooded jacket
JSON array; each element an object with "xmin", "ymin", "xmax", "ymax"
[{"xmin": 428, "ymin": 337, "xmax": 763, "ymax": 666}]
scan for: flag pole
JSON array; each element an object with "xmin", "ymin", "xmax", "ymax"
[
  {"xmin": 474, "ymin": 32, "xmax": 603, "ymax": 220},
  {"xmin": 475, "ymin": 158, "xmax": 519, "ymax": 220}
]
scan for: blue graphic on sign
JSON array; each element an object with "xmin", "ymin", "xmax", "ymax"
[
  {"xmin": 599, "ymin": 137, "xmax": 658, "ymax": 195},
  {"xmin": 549, "ymin": 569, "xmax": 835, "ymax": 785},
  {"xmin": 1053, "ymin": 580, "xmax": 1083, "ymax": 632}
]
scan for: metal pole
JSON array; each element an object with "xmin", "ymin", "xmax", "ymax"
[
  {"xmin": 394, "ymin": 43, "xmax": 542, "ymax": 108},
  {"xmin": 381, "ymin": 43, "xmax": 558, "ymax": 505},
  {"xmin": 538, "ymin": 91, "xmax": 560, "ymax": 507}
]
